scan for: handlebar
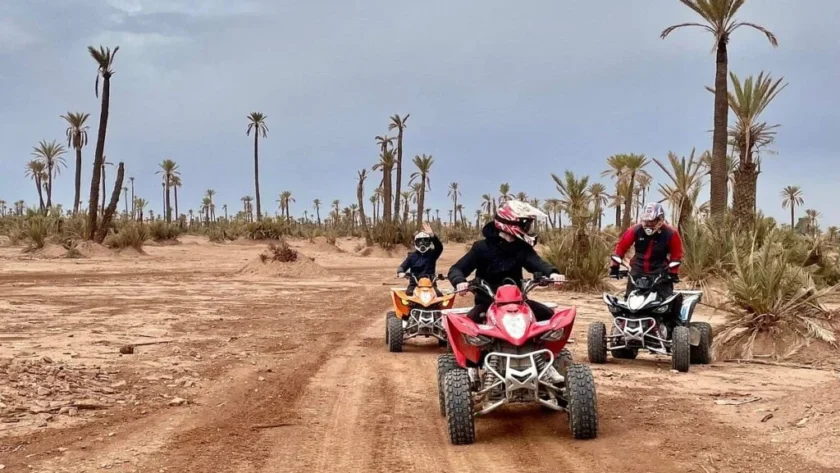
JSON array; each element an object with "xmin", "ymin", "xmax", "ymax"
[{"xmin": 455, "ymin": 273, "xmax": 562, "ymax": 298}]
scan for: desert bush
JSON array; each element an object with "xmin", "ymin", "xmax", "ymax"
[
  {"xmin": 23, "ymin": 215, "xmax": 54, "ymax": 250},
  {"xmin": 441, "ymin": 224, "xmax": 475, "ymax": 243},
  {"xmin": 149, "ymin": 221, "xmax": 181, "ymax": 241},
  {"xmin": 325, "ymin": 231, "xmax": 338, "ymax": 245},
  {"xmin": 245, "ymin": 220, "xmax": 287, "ymax": 240},
  {"xmin": 543, "ymin": 228, "xmax": 612, "ymax": 291},
  {"xmin": 370, "ymin": 222, "xmax": 411, "ymax": 250},
  {"xmin": 259, "ymin": 240, "xmax": 298, "ymax": 263},
  {"xmin": 105, "ymin": 222, "xmax": 149, "ymax": 251},
  {"xmin": 713, "ymin": 237, "xmax": 837, "ymax": 360},
  {"xmin": 207, "ymin": 226, "xmax": 228, "ymax": 243}
]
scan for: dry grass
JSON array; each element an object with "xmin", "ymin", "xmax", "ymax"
[{"xmin": 259, "ymin": 240, "xmax": 298, "ymax": 263}]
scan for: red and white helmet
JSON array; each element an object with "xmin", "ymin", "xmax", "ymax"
[
  {"xmin": 640, "ymin": 202, "xmax": 666, "ymax": 235},
  {"xmin": 494, "ymin": 200, "xmax": 547, "ymax": 246}
]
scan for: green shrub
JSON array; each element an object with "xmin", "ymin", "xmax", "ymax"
[
  {"xmin": 149, "ymin": 221, "xmax": 181, "ymax": 241},
  {"xmin": 259, "ymin": 240, "xmax": 298, "ymax": 263},
  {"xmin": 543, "ymin": 228, "xmax": 612, "ymax": 291},
  {"xmin": 105, "ymin": 222, "xmax": 149, "ymax": 251},
  {"xmin": 24, "ymin": 215, "xmax": 54, "ymax": 250}
]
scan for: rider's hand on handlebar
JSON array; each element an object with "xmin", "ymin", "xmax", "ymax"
[
  {"xmin": 397, "ymin": 272, "xmax": 406, "ymax": 278},
  {"xmin": 609, "ymin": 266, "xmax": 620, "ymax": 279},
  {"xmin": 549, "ymin": 273, "xmax": 565, "ymax": 284},
  {"xmin": 670, "ymin": 273, "xmax": 680, "ymax": 284},
  {"xmin": 456, "ymin": 282, "xmax": 469, "ymax": 292}
]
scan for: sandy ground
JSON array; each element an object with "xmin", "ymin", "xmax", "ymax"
[{"xmin": 1, "ymin": 235, "xmax": 839, "ymax": 473}]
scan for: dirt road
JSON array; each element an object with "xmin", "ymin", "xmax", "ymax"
[{"xmin": 2, "ymin": 237, "xmax": 838, "ymax": 472}]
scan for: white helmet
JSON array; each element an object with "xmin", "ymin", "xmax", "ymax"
[{"xmin": 414, "ymin": 232, "xmax": 433, "ymax": 253}]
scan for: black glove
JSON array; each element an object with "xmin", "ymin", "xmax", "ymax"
[
  {"xmin": 670, "ymin": 273, "xmax": 680, "ymax": 284},
  {"xmin": 609, "ymin": 266, "xmax": 620, "ymax": 279}
]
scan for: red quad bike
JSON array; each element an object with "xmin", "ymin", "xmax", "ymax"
[{"xmin": 437, "ymin": 275, "xmax": 598, "ymax": 445}]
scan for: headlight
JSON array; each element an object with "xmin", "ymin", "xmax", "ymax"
[
  {"xmin": 653, "ymin": 305, "xmax": 670, "ymax": 314},
  {"xmin": 440, "ymin": 299, "xmax": 451, "ymax": 307},
  {"xmin": 608, "ymin": 305, "xmax": 621, "ymax": 314},
  {"xmin": 501, "ymin": 313, "xmax": 527, "ymax": 339},
  {"xmin": 463, "ymin": 334, "xmax": 492, "ymax": 346},
  {"xmin": 420, "ymin": 292, "xmax": 432, "ymax": 304},
  {"xmin": 540, "ymin": 328, "xmax": 566, "ymax": 342}
]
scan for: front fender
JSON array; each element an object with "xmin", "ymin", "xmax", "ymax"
[{"xmin": 443, "ymin": 313, "xmax": 482, "ymax": 367}]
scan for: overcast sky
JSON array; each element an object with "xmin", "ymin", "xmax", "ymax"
[{"xmin": 1, "ymin": 0, "xmax": 837, "ymax": 225}]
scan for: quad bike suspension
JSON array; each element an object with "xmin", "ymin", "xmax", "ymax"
[{"xmin": 483, "ymin": 356, "xmax": 503, "ymax": 400}]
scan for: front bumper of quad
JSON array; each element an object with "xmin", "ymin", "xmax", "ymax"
[
  {"xmin": 402, "ymin": 309, "xmax": 447, "ymax": 341},
  {"xmin": 469, "ymin": 349, "xmax": 566, "ymax": 416}
]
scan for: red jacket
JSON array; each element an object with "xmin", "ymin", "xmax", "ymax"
[{"xmin": 613, "ymin": 224, "xmax": 683, "ymax": 275}]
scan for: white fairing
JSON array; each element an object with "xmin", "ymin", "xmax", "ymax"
[
  {"xmin": 627, "ymin": 292, "xmax": 656, "ymax": 311},
  {"xmin": 501, "ymin": 313, "xmax": 528, "ymax": 339},
  {"xmin": 419, "ymin": 291, "xmax": 433, "ymax": 304}
]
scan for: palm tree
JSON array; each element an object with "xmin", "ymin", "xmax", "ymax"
[
  {"xmin": 515, "ymin": 191, "xmax": 528, "ymax": 202},
  {"xmin": 61, "ymin": 112, "xmax": 90, "ymax": 214},
  {"xmin": 654, "ymin": 149, "xmax": 705, "ymax": 233},
  {"xmin": 0, "ymin": 200, "xmax": 6, "ymax": 217},
  {"xmin": 587, "ymin": 183, "xmax": 608, "ymax": 230},
  {"xmin": 100, "ymin": 159, "xmax": 113, "ymax": 215},
  {"xmin": 662, "ymin": 0, "xmax": 778, "ymax": 219},
  {"xmin": 553, "ymin": 171, "xmax": 592, "ymax": 253},
  {"xmin": 636, "ymin": 173, "xmax": 652, "ymax": 210},
  {"xmin": 409, "ymin": 154, "xmax": 433, "ymax": 226},
  {"xmin": 826, "ymin": 226, "xmax": 838, "ymax": 244},
  {"xmin": 474, "ymin": 209, "xmax": 482, "ymax": 229},
  {"xmin": 448, "ymin": 182, "xmax": 461, "ymax": 226},
  {"xmin": 86, "ymin": 45, "xmax": 119, "ymax": 239},
  {"xmin": 122, "ymin": 186, "xmax": 129, "ymax": 214},
  {"xmin": 331, "ymin": 200, "xmax": 341, "ymax": 228},
  {"xmin": 620, "ymin": 154, "xmax": 650, "ymax": 230},
  {"xmin": 25, "ymin": 160, "xmax": 47, "ymax": 211},
  {"xmin": 313, "ymin": 199, "xmax": 322, "ymax": 226},
  {"xmin": 357, "ymin": 169, "xmax": 373, "ymax": 246},
  {"xmin": 246, "ymin": 112, "xmax": 268, "ymax": 221},
  {"xmin": 499, "ymin": 183, "xmax": 511, "ymax": 206},
  {"xmin": 156, "ymin": 159, "xmax": 180, "ymax": 223},
  {"xmin": 448, "ymin": 209, "xmax": 454, "ymax": 224},
  {"xmin": 805, "ymin": 209, "xmax": 821, "ymax": 236},
  {"xmin": 372, "ymin": 147, "xmax": 395, "ymax": 223},
  {"xmin": 277, "ymin": 191, "xmax": 294, "ymax": 220},
  {"xmin": 481, "ymin": 194, "xmax": 495, "ymax": 216},
  {"xmin": 134, "ymin": 197, "xmax": 147, "ymax": 221},
  {"xmin": 129, "ymin": 176, "xmax": 135, "ymax": 219},
  {"xmin": 388, "ymin": 114, "xmax": 409, "ymax": 222},
  {"xmin": 205, "ymin": 189, "xmax": 216, "ymax": 221},
  {"xmin": 374, "ymin": 135, "xmax": 395, "ymax": 222},
  {"xmin": 242, "ymin": 196, "xmax": 254, "ymax": 222},
  {"xmin": 401, "ymin": 190, "xmax": 412, "ymax": 224},
  {"xmin": 781, "ymin": 185, "xmax": 804, "ymax": 228},
  {"xmin": 32, "ymin": 140, "xmax": 67, "ymax": 210},
  {"xmin": 602, "ymin": 155, "xmax": 626, "ymax": 227},
  {"xmin": 171, "ymin": 175, "xmax": 182, "ymax": 221},
  {"xmin": 709, "ymin": 71, "xmax": 787, "ymax": 224},
  {"xmin": 222, "ymin": 204, "xmax": 228, "ymax": 220},
  {"xmin": 201, "ymin": 197, "xmax": 212, "ymax": 225}
]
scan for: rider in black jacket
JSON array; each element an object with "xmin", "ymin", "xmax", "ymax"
[
  {"xmin": 448, "ymin": 201, "xmax": 564, "ymax": 323},
  {"xmin": 397, "ymin": 223, "xmax": 444, "ymax": 295}
]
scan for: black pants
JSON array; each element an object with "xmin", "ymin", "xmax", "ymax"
[
  {"xmin": 467, "ymin": 300, "xmax": 554, "ymax": 323},
  {"xmin": 625, "ymin": 279, "xmax": 684, "ymax": 327}
]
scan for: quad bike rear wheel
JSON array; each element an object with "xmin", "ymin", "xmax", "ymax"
[
  {"xmin": 384, "ymin": 311, "xmax": 396, "ymax": 345},
  {"xmin": 689, "ymin": 322, "xmax": 713, "ymax": 364},
  {"xmin": 444, "ymin": 369, "xmax": 475, "ymax": 445},
  {"xmin": 565, "ymin": 363, "xmax": 598, "ymax": 440},
  {"xmin": 587, "ymin": 322, "xmax": 608, "ymax": 364},
  {"xmin": 436, "ymin": 354, "xmax": 459, "ymax": 416},
  {"xmin": 387, "ymin": 313, "xmax": 404, "ymax": 353},
  {"xmin": 671, "ymin": 326, "xmax": 691, "ymax": 372}
]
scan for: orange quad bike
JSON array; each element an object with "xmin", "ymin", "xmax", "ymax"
[{"xmin": 385, "ymin": 273, "xmax": 457, "ymax": 352}]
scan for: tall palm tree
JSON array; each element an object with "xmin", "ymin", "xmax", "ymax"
[
  {"xmin": 32, "ymin": 140, "xmax": 67, "ymax": 210},
  {"xmin": 313, "ymin": 199, "xmax": 322, "ymax": 226},
  {"xmin": 388, "ymin": 114, "xmax": 409, "ymax": 222},
  {"xmin": 134, "ymin": 197, "xmax": 148, "ymax": 222},
  {"xmin": 156, "ymin": 159, "xmax": 180, "ymax": 223},
  {"xmin": 61, "ymin": 112, "xmax": 90, "ymax": 214},
  {"xmin": 122, "ymin": 187, "xmax": 129, "ymax": 214},
  {"xmin": 246, "ymin": 112, "xmax": 268, "ymax": 221},
  {"xmin": 515, "ymin": 191, "xmax": 528, "ymax": 202},
  {"xmin": 709, "ymin": 71, "xmax": 786, "ymax": 224},
  {"xmin": 401, "ymin": 190, "xmax": 413, "ymax": 224},
  {"xmin": 201, "ymin": 197, "xmax": 212, "ymax": 225},
  {"xmin": 357, "ymin": 169, "xmax": 373, "ymax": 246},
  {"xmin": 805, "ymin": 209, "xmax": 820, "ymax": 236},
  {"xmin": 100, "ymin": 159, "xmax": 113, "ymax": 215},
  {"xmin": 0, "ymin": 200, "xmax": 6, "ymax": 217},
  {"xmin": 205, "ymin": 189, "xmax": 216, "ymax": 221},
  {"xmin": 25, "ymin": 160, "xmax": 47, "ymax": 211},
  {"xmin": 553, "ymin": 171, "xmax": 592, "ymax": 253},
  {"xmin": 636, "ymin": 173, "xmax": 652, "ymax": 208},
  {"xmin": 587, "ymin": 183, "xmax": 608, "ymax": 230},
  {"xmin": 448, "ymin": 182, "xmax": 461, "ymax": 226},
  {"xmin": 278, "ymin": 191, "xmax": 294, "ymax": 220},
  {"xmin": 780, "ymin": 185, "xmax": 804, "ymax": 228},
  {"xmin": 620, "ymin": 154, "xmax": 650, "ymax": 230},
  {"xmin": 222, "ymin": 204, "xmax": 228, "ymax": 220},
  {"xmin": 87, "ymin": 45, "xmax": 119, "ymax": 239},
  {"xmin": 409, "ymin": 154, "xmax": 433, "ymax": 226},
  {"xmin": 242, "ymin": 195, "xmax": 254, "ymax": 222},
  {"xmin": 129, "ymin": 176, "xmax": 135, "ymax": 219},
  {"xmin": 331, "ymin": 200, "xmax": 341, "ymax": 227},
  {"xmin": 171, "ymin": 175, "xmax": 182, "ymax": 221},
  {"xmin": 602, "ymin": 155, "xmax": 626, "ymax": 227},
  {"xmin": 374, "ymin": 135, "xmax": 395, "ymax": 222},
  {"xmin": 654, "ymin": 149, "xmax": 705, "ymax": 233},
  {"xmin": 372, "ymin": 147, "xmax": 395, "ymax": 224},
  {"xmin": 661, "ymin": 0, "xmax": 778, "ymax": 219}
]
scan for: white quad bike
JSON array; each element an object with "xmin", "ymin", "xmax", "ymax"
[{"xmin": 587, "ymin": 257, "xmax": 712, "ymax": 372}]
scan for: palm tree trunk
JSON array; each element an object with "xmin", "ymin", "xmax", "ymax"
[
  {"xmin": 73, "ymin": 148, "xmax": 82, "ymax": 214},
  {"xmin": 101, "ymin": 166, "xmax": 107, "ymax": 215},
  {"xmin": 394, "ymin": 130, "xmax": 403, "ymax": 223},
  {"xmin": 123, "ymin": 192, "xmax": 128, "ymax": 215},
  {"xmin": 46, "ymin": 165, "xmax": 53, "ymax": 209},
  {"xmin": 254, "ymin": 133, "xmax": 262, "ymax": 221},
  {"xmin": 417, "ymin": 177, "xmax": 426, "ymax": 226},
  {"xmin": 87, "ymin": 71, "xmax": 110, "ymax": 239},
  {"xmin": 452, "ymin": 195, "xmax": 457, "ymax": 226},
  {"xmin": 733, "ymin": 163, "xmax": 758, "ymax": 227},
  {"xmin": 130, "ymin": 180, "xmax": 135, "ymax": 220},
  {"xmin": 709, "ymin": 39, "xmax": 729, "ymax": 220},
  {"xmin": 791, "ymin": 204, "xmax": 795, "ymax": 228},
  {"xmin": 165, "ymin": 180, "xmax": 172, "ymax": 223},
  {"xmin": 383, "ymin": 169, "xmax": 392, "ymax": 223},
  {"xmin": 621, "ymin": 173, "xmax": 636, "ymax": 230},
  {"xmin": 95, "ymin": 163, "xmax": 124, "ymax": 243},
  {"xmin": 357, "ymin": 183, "xmax": 373, "ymax": 247},
  {"xmin": 614, "ymin": 185, "xmax": 621, "ymax": 227},
  {"xmin": 35, "ymin": 177, "xmax": 45, "ymax": 211},
  {"xmin": 174, "ymin": 186, "xmax": 179, "ymax": 222}
]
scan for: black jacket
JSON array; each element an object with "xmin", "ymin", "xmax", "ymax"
[
  {"xmin": 397, "ymin": 235, "xmax": 443, "ymax": 278},
  {"xmin": 448, "ymin": 222, "xmax": 558, "ymax": 305}
]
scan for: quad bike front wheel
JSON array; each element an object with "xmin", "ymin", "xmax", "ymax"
[
  {"xmin": 444, "ymin": 369, "xmax": 475, "ymax": 445},
  {"xmin": 565, "ymin": 363, "xmax": 598, "ymax": 440},
  {"xmin": 689, "ymin": 322, "xmax": 713, "ymax": 364},
  {"xmin": 587, "ymin": 322, "xmax": 608, "ymax": 364},
  {"xmin": 387, "ymin": 313, "xmax": 404, "ymax": 353},
  {"xmin": 436, "ymin": 354, "xmax": 459, "ymax": 416},
  {"xmin": 671, "ymin": 326, "xmax": 691, "ymax": 372},
  {"xmin": 384, "ymin": 311, "xmax": 396, "ymax": 345}
]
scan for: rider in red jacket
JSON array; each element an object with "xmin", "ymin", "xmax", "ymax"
[{"xmin": 610, "ymin": 203, "xmax": 684, "ymax": 328}]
